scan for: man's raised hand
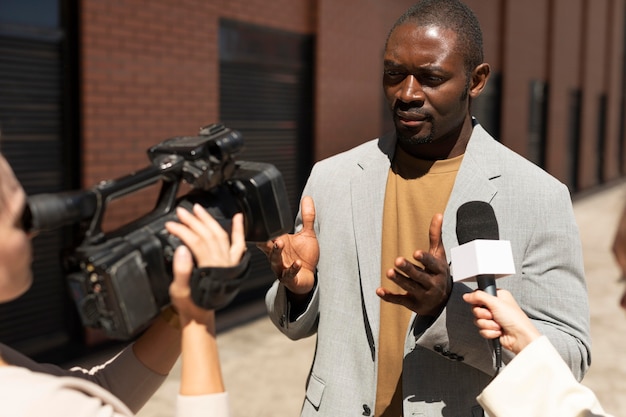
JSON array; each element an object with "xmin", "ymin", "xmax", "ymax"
[{"xmin": 257, "ymin": 196, "xmax": 319, "ymax": 296}]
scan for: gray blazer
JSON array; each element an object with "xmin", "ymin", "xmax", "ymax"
[{"xmin": 266, "ymin": 123, "xmax": 591, "ymax": 417}]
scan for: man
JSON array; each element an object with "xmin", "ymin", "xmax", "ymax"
[{"xmin": 261, "ymin": 0, "xmax": 591, "ymax": 416}]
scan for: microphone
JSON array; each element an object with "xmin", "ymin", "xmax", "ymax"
[{"xmin": 455, "ymin": 201, "xmax": 506, "ymax": 370}]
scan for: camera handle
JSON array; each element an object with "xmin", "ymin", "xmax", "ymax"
[
  {"xmin": 83, "ymin": 154, "xmax": 186, "ymax": 243},
  {"xmin": 24, "ymin": 154, "xmax": 187, "ymax": 243}
]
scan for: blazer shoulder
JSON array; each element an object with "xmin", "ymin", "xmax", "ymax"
[
  {"xmin": 470, "ymin": 126, "xmax": 568, "ymax": 192},
  {"xmin": 313, "ymin": 135, "xmax": 391, "ymax": 174}
]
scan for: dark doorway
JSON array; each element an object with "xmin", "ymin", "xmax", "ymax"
[{"xmin": 219, "ymin": 19, "xmax": 314, "ymax": 302}]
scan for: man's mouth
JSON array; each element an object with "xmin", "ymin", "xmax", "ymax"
[
  {"xmin": 395, "ymin": 111, "xmax": 429, "ymax": 127},
  {"xmin": 396, "ymin": 111, "xmax": 426, "ymax": 122}
]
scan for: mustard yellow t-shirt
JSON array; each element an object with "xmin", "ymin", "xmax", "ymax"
[{"xmin": 375, "ymin": 147, "xmax": 462, "ymax": 417}]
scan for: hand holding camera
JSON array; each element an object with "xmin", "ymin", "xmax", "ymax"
[{"xmin": 22, "ymin": 123, "xmax": 292, "ymax": 339}]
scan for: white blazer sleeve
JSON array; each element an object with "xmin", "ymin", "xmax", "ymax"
[{"xmin": 477, "ymin": 336, "xmax": 611, "ymax": 417}]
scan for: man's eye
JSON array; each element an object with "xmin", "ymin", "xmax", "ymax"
[
  {"xmin": 384, "ymin": 70, "xmax": 404, "ymax": 78},
  {"xmin": 420, "ymin": 75, "xmax": 444, "ymax": 86}
]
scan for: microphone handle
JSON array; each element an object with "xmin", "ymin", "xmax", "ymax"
[
  {"xmin": 476, "ymin": 275, "xmax": 502, "ymax": 370},
  {"xmin": 476, "ymin": 275, "xmax": 497, "ymax": 296}
]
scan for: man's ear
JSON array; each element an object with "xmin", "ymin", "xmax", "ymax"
[{"xmin": 469, "ymin": 63, "xmax": 491, "ymax": 99}]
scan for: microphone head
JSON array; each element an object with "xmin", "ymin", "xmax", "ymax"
[{"xmin": 456, "ymin": 201, "xmax": 499, "ymax": 244}]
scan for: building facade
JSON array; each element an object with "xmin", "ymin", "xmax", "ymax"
[{"xmin": 1, "ymin": 0, "xmax": 624, "ymax": 359}]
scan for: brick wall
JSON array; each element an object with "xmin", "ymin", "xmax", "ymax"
[
  {"xmin": 81, "ymin": 0, "xmax": 315, "ymax": 228},
  {"xmin": 544, "ymin": 0, "xmax": 585, "ymax": 185}
]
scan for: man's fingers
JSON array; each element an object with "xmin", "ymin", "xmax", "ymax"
[
  {"xmin": 278, "ymin": 261, "xmax": 302, "ymax": 282},
  {"xmin": 268, "ymin": 242, "xmax": 284, "ymax": 266},
  {"xmin": 256, "ymin": 237, "xmax": 282, "ymax": 257},
  {"xmin": 428, "ymin": 213, "xmax": 444, "ymax": 257},
  {"xmin": 387, "ymin": 266, "xmax": 424, "ymax": 294},
  {"xmin": 414, "ymin": 251, "xmax": 447, "ymax": 275},
  {"xmin": 390, "ymin": 257, "xmax": 430, "ymax": 289},
  {"xmin": 376, "ymin": 287, "xmax": 412, "ymax": 309},
  {"xmin": 300, "ymin": 196, "xmax": 316, "ymax": 233},
  {"xmin": 255, "ymin": 242, "xmax": 270, "ymax": 256}
]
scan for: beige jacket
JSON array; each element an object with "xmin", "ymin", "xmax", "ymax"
[
  {"xmin": 478, "ymin": 336, "xmax": 610, "ymax": 417},
  {"xmin": 0, "ymin": 342, "xmax": 229, "ymax": 417}
]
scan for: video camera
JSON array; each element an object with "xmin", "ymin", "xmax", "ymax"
[{"xmin": 22, "ymin": 123, "xmax": 292, "ymax": 340}]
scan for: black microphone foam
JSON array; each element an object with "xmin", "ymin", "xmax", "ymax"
[
  {"xmin": 456, "ymin": 200, "xmax": 503, "ymax": 370},
  {"xmin": 456, "ymin": 201, "xmax": 499, "ymax": 244}
]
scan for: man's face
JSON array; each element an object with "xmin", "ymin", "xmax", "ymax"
[{"xmin": 383, "ymin": 23, "xmax": 472, "ymax": 151}]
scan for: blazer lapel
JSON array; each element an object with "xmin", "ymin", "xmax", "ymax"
[
  {"xmin": 442, "ymin": 125, "xmax": 501, "ymax": 255},
  {"xmin": 351, "ymin": 134, "xmax": 395, "ymax": 351}
]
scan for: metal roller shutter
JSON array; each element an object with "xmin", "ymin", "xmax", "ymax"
[
  {"xmin": 0, "ymin": 24, "xmax": 80, "ymax": 361},
  {"xmin": 219, "ymin": 19, "xmax": 314, "ymax": 300}
]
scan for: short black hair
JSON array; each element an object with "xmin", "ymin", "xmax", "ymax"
[{"xmin": 386, "ymin": 0, "xmax": 484, "ymax": 74}]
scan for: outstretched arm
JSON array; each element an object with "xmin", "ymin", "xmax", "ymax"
[{"xmin": 166, "ymin": 208, "xmax": 246, "ymax": 397}]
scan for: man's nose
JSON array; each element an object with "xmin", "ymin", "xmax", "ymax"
[{"xmin": 398, "ymin": 75, "xmax": 425, "ymax": 104}]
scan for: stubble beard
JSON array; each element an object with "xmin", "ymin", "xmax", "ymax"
[
  {"xmin": 396, "ymin": 130, "xmax": 435, "ymax": 146},
  {"xmin": 393, "ymin": 113, "xmax": 435, "ymax": 146}
]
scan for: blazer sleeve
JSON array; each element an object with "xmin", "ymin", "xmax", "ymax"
[
  {"xmin": 477, "ymin": 336, "xmax": 611, "ymax": 417},
  {"xmin": 512, "ymin": 181, "xmax": 591, "ymax": 381}
]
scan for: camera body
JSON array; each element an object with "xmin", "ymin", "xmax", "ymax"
[{"xmin": 25, "ymin": 124, "xmax": 292, "ymax": 340}]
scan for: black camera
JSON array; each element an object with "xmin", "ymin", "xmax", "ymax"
[{"xmin": 23, "ymin": 123, "xmax": 292, "ymax": 340}]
